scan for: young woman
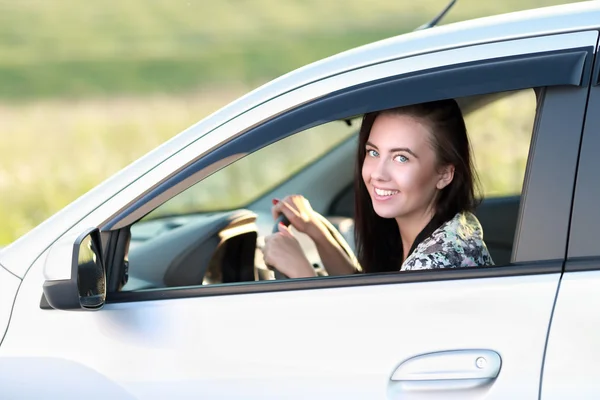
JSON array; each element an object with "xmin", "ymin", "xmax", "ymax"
[{"xmin": 262, "ymin": 99, "xmax": 494, "ymax": 278}]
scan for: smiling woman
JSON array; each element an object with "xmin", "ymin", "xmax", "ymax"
[{"xmin": 357, "ymin": 99, "xmax": 489, "ymax": 271}]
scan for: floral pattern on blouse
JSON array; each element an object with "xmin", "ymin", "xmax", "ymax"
[{"xmin": 401, "ymin": 212, "xmax": 494, "ymax": 270}]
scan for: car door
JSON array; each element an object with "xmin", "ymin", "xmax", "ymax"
[
  {"xmin": 1, "ymin": 31, "xmax": 596, "ymax": 399},
  {"xmin": 0, "ymin": 266, "xmax": 19, "ymax": 347},
  {"xmin": 540, "ymin": 38, "xmax": 600, "ymax": 399}
]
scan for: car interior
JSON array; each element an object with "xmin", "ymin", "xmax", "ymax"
[{"xmin": 104, "ymin": 90, "xmax": 535, "ymax": 294}]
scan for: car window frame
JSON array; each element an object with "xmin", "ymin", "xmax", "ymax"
[
  {"xmin": 566, "ymin": 37, "xmax": 600, "ymax": 268},
  {"xmin": 144, "ymin": 122, "xmax": 359, "ymax": 219},
  {"xmin": 96, "ymin": 31, "xmax": 597, "ymax": 304}
]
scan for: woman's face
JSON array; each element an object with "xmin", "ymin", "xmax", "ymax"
[{"xmin": 361, "ymin": 113, "xmax": 452, "ymax": 222}]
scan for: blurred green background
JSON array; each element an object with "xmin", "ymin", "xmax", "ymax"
[{"xmin": 0, "ymin": 0, "xmax": 583, "ymax": 245}]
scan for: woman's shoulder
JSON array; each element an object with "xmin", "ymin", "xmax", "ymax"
[{"xmin": 401, "ymin": 212, "xmax": 494, "ymax": 271}]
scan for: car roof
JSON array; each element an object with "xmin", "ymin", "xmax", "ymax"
[{"xmin": 2, "ymin": 1, "xmax": 599, "ymax": 276}]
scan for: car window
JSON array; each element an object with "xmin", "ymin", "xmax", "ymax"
[
  {"xmin": 466, "ymin": 89, "xmax": 536, "ymax": 265},
  {"xmin": 124, "ymin": 119, "xmax": 356, "ymax": 291},
  {"xmin": 120, "ymin": 89, "xmax": 537, "ymax": 293},
  {"xmin": 466, "ymin": 89, "xmax": 536, "ymax": 198},
  {"xmin": 144, "ymin": 120, "xmax": 356, "ymax": 220}
]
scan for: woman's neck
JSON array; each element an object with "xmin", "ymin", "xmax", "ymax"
[{"xmin": 396, "ymin": 208, "xmax": 436, "ymax": 261}]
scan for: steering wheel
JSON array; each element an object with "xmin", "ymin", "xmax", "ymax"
[{"xmin": 267, "ymin": 213, "xmax": 359, "ymax": 280}]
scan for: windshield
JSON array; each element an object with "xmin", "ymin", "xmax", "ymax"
[{"xmin": 145, "ymin": 119, "xmax": 357, "ymax": 219}]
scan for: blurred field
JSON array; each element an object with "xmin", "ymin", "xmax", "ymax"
[
  {"xmin": 0, "ymin": 0, "xmax": 583, "ymax": 245},
  {"xmin": 0, "ymin": 0, "xmax": 581, "ymax": 100},
  {"xmin": 0, "ymin": 90, "xmax": 243, "ymax": 243}
]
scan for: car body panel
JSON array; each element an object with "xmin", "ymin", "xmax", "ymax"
[
  {"xmin": 0, "ymin": 266, "xmax": 19, "ymax": 347},
  {"xmin": 540, "ymin": 43, "xmax": 600, "ymax": 398},
  {"xmin": 2, "ymin": 2, "xmax": 600, "ymax": 276},
  {"xmin": 1, "ymin": 252, "xmax": 560, "ymax": 398},
  {"xmin": 0, "ymin": 357, "xmax": 135, "ymax": 398},
  {"xmin": 541, "ymin": 271, "xmax": 600, "ymax": 399}
]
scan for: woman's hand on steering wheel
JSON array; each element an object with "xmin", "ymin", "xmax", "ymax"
[
  {"xmin": 263, "ymin": 223, "xmax": 316, "ymax": 278},
  {"xmin": 272, "ymin": 195, "xmax": 327, "ymax": 241},
  {"xmin": 266, "ymin": 194, "xmax": 360, "ymax": 278}
]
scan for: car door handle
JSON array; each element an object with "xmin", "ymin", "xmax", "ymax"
[{"xmin": 391, "ymin": 349, "xmax": 502, "ymax": 382}]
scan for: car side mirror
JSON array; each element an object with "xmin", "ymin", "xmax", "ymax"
[{"xmin": 42, "ymin": 227, "xmax": 106, "ymax": 311}]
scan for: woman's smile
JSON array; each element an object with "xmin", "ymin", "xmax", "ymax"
[{"xmin": 373, "ymin": 186, "xmax": 400, "ymax": 201}]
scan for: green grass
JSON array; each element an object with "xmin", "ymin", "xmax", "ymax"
[
  {"xmin": 0, "ymin": 29, "xmax": 402, "ymax": 99},
  {"xmin": 0, "ymin": 0, "xmax": 583, "ymax": 100},
  {"xmin": 0, "ymin": 91, "xmax": 243, "ymax": 244}
]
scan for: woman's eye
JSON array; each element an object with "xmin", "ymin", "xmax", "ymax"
[
  {"xmin": 394, "ymin": 155, "xmax": 408, "ymax": 163},
  {"xmin": 367, "ymin": 149, "xmax": 378, "ymax": 157}
]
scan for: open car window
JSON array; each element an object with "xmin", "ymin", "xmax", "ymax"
[
  {"xmin": 121, "ymin": 89, "xmax": 537, "ymax": 292},
  {"xmin": 143, "ymin": 119, "xmax": 357, "ymax": 220},
  {"xmin": 467, "ymin": 90, "xmax": 536, "ymax": 198}
]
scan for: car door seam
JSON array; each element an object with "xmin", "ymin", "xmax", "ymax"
[{"xmin": 538, "ymin": 31, "xmax": 600, "ymax": 400}]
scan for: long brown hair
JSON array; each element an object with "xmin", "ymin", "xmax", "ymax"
[{"xmin": 353, "ymin": 99, "xmax": 479, "ymax": 273}]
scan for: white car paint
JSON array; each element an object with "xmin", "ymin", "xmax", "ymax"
[
  {"xmin": 3, "ymin": 250, "xmax": 560, "ymax": 398},
  {"xmin": 541, "ymin": 271, "xmax": 600, "ymax": 398},
  {"xmin": 0, "ymin": 266, "xmax": 19, "ymax": 346}
]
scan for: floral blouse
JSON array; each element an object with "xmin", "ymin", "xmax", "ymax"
[{"xmin": 401, "ymin": 212, "xmax": 494, "ymax": 270}]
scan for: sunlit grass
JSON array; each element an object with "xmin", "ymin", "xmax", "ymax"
[
  {"xmin": 0, "ymin": 88, "xmax": 246, "ymax": 244},
  {"xmin": 1, "ymin": 0, "xmax": 576, "ymax": 62},
  {"xmin": 0, "ymin": 0, "xmax": 582, "ymax": 99}
]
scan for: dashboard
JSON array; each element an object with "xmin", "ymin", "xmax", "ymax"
[
  {"xmin": 124, "ymin": 210, "xmax": 264, "ymax": 291},
  {"xmin": 123, "ymin": 208, "xmax": 355, "ymax": 291}
]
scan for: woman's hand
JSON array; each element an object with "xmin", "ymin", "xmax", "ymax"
[
  {"xmin": 263, "ymin": 223, "xmax": 316, "ymax": 278},
  {"xmin": 272, "ymin": 195, "xmax": 328, "ymax": 240}
]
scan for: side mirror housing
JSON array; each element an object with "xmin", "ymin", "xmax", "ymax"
[{"xmin": 43, "ymin": 227, "xmax": 106, "ymax": 311}]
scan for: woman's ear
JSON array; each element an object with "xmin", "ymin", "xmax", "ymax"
[{"xmin": 436, "ymin": 164, "xmax": 455, "ymax": 189}]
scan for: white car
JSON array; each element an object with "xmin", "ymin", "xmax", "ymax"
[{"xmin": 2, "ymin": 2, "xmax": 600, "ymax": 398}]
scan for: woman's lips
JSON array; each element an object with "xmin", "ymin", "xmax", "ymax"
[{"xmin": 372, "ymin": 187, "xmax": 399, "ymax": 201}]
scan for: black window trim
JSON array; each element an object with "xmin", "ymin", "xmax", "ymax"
[
  {"xmin": 106, "ymin": 260, "xmax": 563, "ymax": 305},
  {"xmin": 100, "ymin": 45, "xmax": 595, "ymax": 305}
]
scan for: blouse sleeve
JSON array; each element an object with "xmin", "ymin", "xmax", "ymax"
[
  {"xmin": 401, "ymin": 212, "xmax": 495, "ymax": 271},
  {"xmin": 402, "ymin": 246, "xmax": 456, "ymax": 270}
]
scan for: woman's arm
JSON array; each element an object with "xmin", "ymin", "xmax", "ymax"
[
  {"xmin": 273, "ymin": 195, "xmax": 360, "ymax": 276},
  {"xmin": 309, "ymin": 225, "xmax": 359, "ymax": 276}
]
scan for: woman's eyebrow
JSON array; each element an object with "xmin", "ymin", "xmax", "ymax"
[
  {"xmin": 390, "ymin": 147, "xmax": 419, "ymax": 158},
  {"xmin": 366, "ymin": 142, "xmax": 419, "ymax": 158}
]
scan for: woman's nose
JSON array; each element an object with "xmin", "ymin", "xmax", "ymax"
[{"xmin": 370, "ymin": 159, "xmax": 390, "ymax": 181}]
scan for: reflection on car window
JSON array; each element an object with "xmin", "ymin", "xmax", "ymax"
[
  {"xmin": 146, "ymin": 120, "xmax": 356, "ymax": 218},
  {"xmin": 465, "ymin": 90, "xmax": 536, "ymax": 198}
]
